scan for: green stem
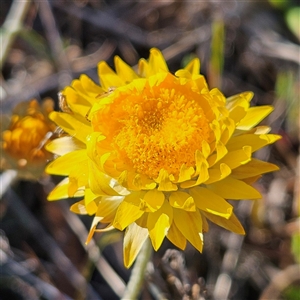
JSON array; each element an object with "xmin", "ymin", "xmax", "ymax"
[
  {"xmin": 121, "ymin": 238, "xmax": 153, "ymax": 300},
  {"xmin": 0, "ymin": 0, "xmax": 32, "ymax": 69}
]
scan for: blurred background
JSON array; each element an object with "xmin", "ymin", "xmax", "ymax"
[{"xmin": 0, "ymin": 1, "xmax": 299, "ymax": 299}]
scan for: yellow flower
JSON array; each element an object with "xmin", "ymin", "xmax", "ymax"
[
  {"xmin": 1, "ymin": 99, "xmax": 56, "ymax": 180},
  {"xmin": 46, "ymin": 49, "xmax": 281, "ymax": 267}
]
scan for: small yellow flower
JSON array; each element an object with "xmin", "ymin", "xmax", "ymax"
[
  {"xmin": 1, "ymin": 99, "xmax": 56, "ymax": 180},
  {"xmin": 46, "ymin": 49, "xmax": 281, "ymax": 267}
]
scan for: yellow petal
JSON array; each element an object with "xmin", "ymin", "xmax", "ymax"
[
  {"xmin": 226, "ymin": 92, "xmax": 254, "ymax": 108},
  {"xmin": 98, "ymin": 61, "xmax": 125, "ymax": 91},
  {"xmin": 46, "ymin": 149, "xmax": 87, "ymax": 176},
  {"xmin": 205, "ymin": 163, "xmax": 231, "ymax": 185},
  {"xmin": 183, "ymin": 58, "xmax": 200, "ymax": 76},
  {"xmin": 220, "ymin": 117, "xmax": 235, "ymax": 145},
  {"xmin": 210, "ymin": 120, "xmax": 221, "ymax": 141},
  {"xmin": 169, "ymin": 191, "xmax": 196, "ymax": 211},
  {"xmin": 173, "ymin": 209, "xmax": 203, "ymax": 252},
  {"xmin": 190, "ymin": 187, "xmax": 233, "ymax": 218},
  {"xmin": 86, "ymin": 216, "xmax": 102, "ymax": 244},
  {"xmin": 46, "ymin": 136, "xmax": 85, "ymax": 156},
  {"xmin": 86, "ymin": 217, "xmax": 115, "ymax": 244},
  {"xmin": 217, "ymin": 146, "xmax": 252, "ymax": 170},
  {"xmin": 232, "ymin": 158, "xmax": 279, "ymax": 179},
  {"xmin": 209, "ymin": 88, "xmax": 226, "ymax": 107},
  {"xmin": 237, "ymin": 106, "xmax": 274, "ymax": 130},
  {"xmin": 252, "ymin": 126, "xmax": 272, "ymax": 134},
  {"xmin": 229, "ymin": 104, "xmax": 247, "ymax": 124},
  {"xmin": 195, "ymin": 150, "xmax": 207, "ymax": 173},
  {"xmin": 113, "ymin": 199, "xmax": 144, "ymax": 231},
  {"xmin": 179, "ymin": 180, "xmax": 196, "ymax": 189},
  {"xmin": 95, "ymin": 196, "xmax": 123, "ymax": 223},
  {"xmin": 202, "ymin": 211, "xmax": 245, "ymax": 234},
  {"xmin": 84, "ymin": 188, "xmax": 99, "ymax": 215},
  {"xmin": 123, "ymin": 223, "xmax": 149, "ymax": 268},
  {"xmin": 138, "ymin": 58, "xmax": 149, "ymax": 77},
  {"xmin": 148, "ymin": 48, "xmax": 169, "ymax": 76},
  {"xmin": 68, "ymin": 177, "xmax": 79, "ymax": 197},
  {"xmin": 175, "ymin": 69, "xmax": 192, "ymax": 79},
  {"xmin": 63, "ymin": 85, "xmax": 93, "ymax": 117},
  {"xmin": 195, "ymin": 76, "xmax": 209, "ymax": 94},
  {"xmin": 123, "ymin": 191, "xmax": 146, "ymax": 206},
  {"xmin": 177, "ymin": 164, "xmax": 194, "ymax": 182},
  {"xmin": 207, "ymin": 140, "xmax": 228, "ymax": 167},
  {"xmin": 47, "ymin": 178, "xmax": 70, "ymax": 201},
  {"xmin": 79, "ymin": 74, "xmax": 104, "ymax": 97},
  {"xmin": 114, "ymin": 56, "xmax": 139, "ymax": 83},
  {"xmin": 133, "ymin": 174, "xmax": 157, "ymax": 190},
  {"xmin": 201, "ymin": 140, "xmax": 211, "ymax": 158},
  {"xmin": 147, "ymin": 200, "xmax": 173, "ymax": 250},
  {"xmin": 49, "ymin": 111, "xmax": 91, "ymax": 144},
  {"xmin": 118, "ymin": 170, "xmax": 134, "ymax": 190},
  {"xmin": 215, "ymin": 140, "xmax": 228, "ymax": 161},
  {"xmin": 148, "ymin": 71, "xmax": 168, "ymax": 87},
  {"xmin": 88, "ymin": 159, "xmax": 120, "ymax": 196},
  {"xmin": 166, "ymin": 222, "xmax": 187, "ymax": 250},
  {"xmin": 70, "ymin": 199, "xmax": 88, "ymax": 214},
  {"xmin": 68, "ymin": 162, "xmax": 89, "ymax": 196},
  {"xmin": 86, "ymin": 132, "xmax": 108, "ymax": 171},
  {"xmin": 143, "ymin": 189, "xmax": 165, "ymax": 212},
  {"xmin": 243, "ymin": 175, "xmax": 261, "ymax": 185},
  {"xmin": 47, "ymin": 178, "xmax": 84, "ymax": 200},
  {"xmin": 226, "ymin": 134, "xmax": 281, "ymax": 152},
  {"xmin": 135, "ymin": 213, "xmax": 148, "ymax": 228},
  {"xmin": 195, "ymin": 149, "xmax": 209, "ymax": 177},
  {"xmin": 156, "ymin": 169, "xmax": 178, "ymax": 191},
  {"xmin": 94, "ymin": 224, "xmax": 115, "ymax": 233},
  {"xmin": 180, "ymin": 150, "xmax": 209, "ymax": 189},
  {"xmin": 208, "ymin": 177, "xmax": 262, "ymax": 199},
  {"xmin": 95, "ymin": 224, "xmax": 115, "ymax": 232}
]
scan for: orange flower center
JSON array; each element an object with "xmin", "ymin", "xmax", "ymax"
[{"xmin": 93, "ymin": 74, "xmax": 211, "ymax": 179}]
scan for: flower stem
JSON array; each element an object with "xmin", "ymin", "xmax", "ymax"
[
  {"xmin": 1, "ymin": 0, "xmax": 32, "ymax": 69},
  {"xmin": 121, "ymin": 238, "xmax": 153, "ymax": 300}
]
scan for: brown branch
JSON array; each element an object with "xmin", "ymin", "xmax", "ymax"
[{"xmin": 259, "ymin": 264, "xmax": 300, "ymax": 300}]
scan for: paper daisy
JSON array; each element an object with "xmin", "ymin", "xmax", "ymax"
[
  {"xmin": 46, "ymin": 49, "xmax": 280, "ymax": 267},
  {"xmin": 1, "ymin": 99, "xmax": 56, "ymax": 180}
]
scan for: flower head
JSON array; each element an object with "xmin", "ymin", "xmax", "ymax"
[
  {"xmin": 46, "ymin": 49, "xmax": 281, "ymax": 267},
  {"xmin": 1, "ymin": 99, "xmax": 56, "ymax": 180}
]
